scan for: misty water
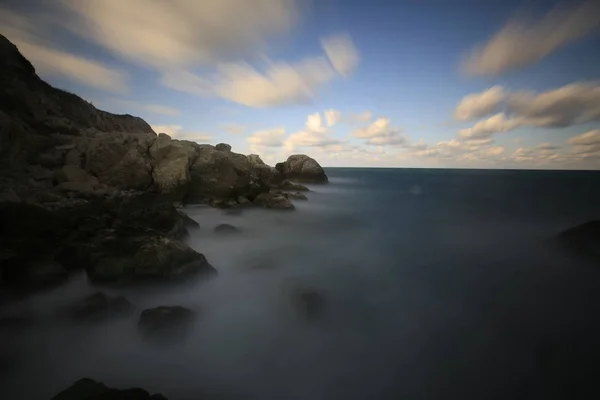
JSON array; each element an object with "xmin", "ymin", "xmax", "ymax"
[{"xmin": 2, "ymin": 168, "xmax": 600, "ymax": 399}]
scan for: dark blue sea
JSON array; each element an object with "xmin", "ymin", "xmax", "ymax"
[{"xmin": 2, "ymin": 168, "xmax": 600, "ymax": 400}]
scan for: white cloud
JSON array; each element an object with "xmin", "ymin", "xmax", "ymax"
[
  {"xmin": 151, "ymin": 124, "xmax": 211, "ymax": 142},
  {"xmin": 160, "ymin": 44, "xmax": 354, "ymax": 107},
  {"xmin": 567, "ymin": 130, "xmax": 600, "ymax": 146},
  {"xmin": 247, "ymin": 127, "xmax": 286, "ymax": 148},
  {"xmin": 324, "ymin": 109, "xmax": 342, "ymax": 127},
  {"xmin": 483, "ymin": 146, "xmax": 505, "ymax": 157},
  {"xmin": 352, "ymin": 118, "xmax": 397, "ymax": 138},
  {"xmin": 321, "ymin": 33, "xmax": 360, "ymax": 76},
  {"xmin": 108, "ymin": 99, "xmax": 181, "ymax": 116},
  {"xmin": 0, "ymin": 7, "xmax": 128, "ymax": 93},
  {"xmin": 306, "ymin": 112, "xmax": 328, "ymax": 133},
  {"xmin": 459, "ymin": 113, "xmax": 521, "ymax": 139},
  {"xmin": 61, "ymin": 0, "xmax": 299, "ymax": 69},
  {"xmin": 351, "ymin": 110, "xmax": 373, "ymax": 123},
  {"xmin": 457, "ymin": 82, "xmax": 600, "ymax": 138},
  {"xmin": 538, "ymin": 142, "xmax": 561, "ymax": 150},
  {"xmin": 455, "ymin": 86, "xmax": 505, "ymax": 120},
  {"xmin": 463, "ymin": 1, "xmax": 600, "ymax": 76}
]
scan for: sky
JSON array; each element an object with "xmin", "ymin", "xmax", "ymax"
[{"xmin": 1, "ymin": 0, "xmax": 600, "ymax": 169}]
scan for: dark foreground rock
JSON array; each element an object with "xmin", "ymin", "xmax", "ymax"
[
  {"xmin": 276, "ymin": 155, "xmax": 328, "ymax": 183},
  {"xmin": 271, "ymin": 190, "xmax": 308, "ymax": 201},
  {"xmin": 253, "ymin": 192, "xmax": 295, "ymax": 210},
  {"xmin": 278, "ymin": 180, "xmax": 310, "ymax": 191},
  {"xmin": 138, "ymin": 306, "xmax": 195, "ymax": 339},
  {"xmin": 214, "ymin": 223, "xmax": 241, "ymax": 235},
  {"xmin": 51, "ymin": 378, "xmax": 167, "ymax": 400},
  {"xmin": 292, "ymin": 289, "xmax": 325, "ymax": 321},
  {"xmin": 555, "ymin": 220, "xmax": 600, "ymax": 263},
  {"xmin": 67, "ymin": 292, "xmax": 132, "ymax": 321}
]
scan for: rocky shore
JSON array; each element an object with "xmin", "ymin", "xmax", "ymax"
[{"xmin": 0, "ymin": 33, "xmax": 328, "ymax": 292}]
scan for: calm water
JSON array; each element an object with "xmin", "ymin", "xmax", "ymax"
[{"xmin": 2, "ymin": 168, "xmax": 600, "ymax": 399}]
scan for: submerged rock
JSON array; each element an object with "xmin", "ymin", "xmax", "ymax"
[
  {"xmin": 555, "ymin": 220, "xmax": 600, "ymax": 262},
  {"xmin": 51, "ymin": 378, "xmax": 168, "ymax": 400},
  {"xmin": 276, "ymin": 154, "xmax": 328, "ymax": 183},
  {"xmin": 138, "ymin": 306, "xmax": 195, "ymax": 339},
  {"xmin": 292, "ymin": 289, "xmax": 325, "ymax": 321},
  {"xmin": 214, "ymin": 223, "xmax": 241, "ymax": 235},
  {"xmin": 67, "ymin": 292, "xmax": 132, "ymax": 321},
  {"xmin": 253, "ymin": 192, "xmax": 295, "ymax": 210}
]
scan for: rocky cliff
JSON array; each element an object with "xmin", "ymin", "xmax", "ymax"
[{"xmin": 0, "ymin": 33, "xmax": 328, "ymax": 291}]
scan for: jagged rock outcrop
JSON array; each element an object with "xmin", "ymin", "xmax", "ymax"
[
  {"xmin": 276, "ymin": 154, "xmax": 328, "ymax": 183},
  {"xmin": 253, "ymin": 192, "xmax": 295, "ymax": 210},
  {"xmin": 51, "ymin": 378, "xmax": 167, "ymax": 400}
]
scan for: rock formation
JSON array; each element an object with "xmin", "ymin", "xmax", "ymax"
[
  {"xmin": 0, "ymin": 33, "xmax": 327, "ymax": 291},
  {"xmin": 276, "ymin": 155, "xmax": 328, "ymax": 183},
  {"xmin": 51, "ymin": 378, "xmax": 167, "ymax": 400}
]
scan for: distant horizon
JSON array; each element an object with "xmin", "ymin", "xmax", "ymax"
[{"xmin": 1, "ymin": 0, "xmax": 599, "ymax": 170}]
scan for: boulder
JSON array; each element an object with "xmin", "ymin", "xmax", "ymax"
[
  {"xmin": 279, "ymin": 180, "xmax": 309, "ymax": 191},
  {"xmin": 247, "ymin": 154, "xmax": 283, "ymax": 186},
  {"xmin": 292, "ymin": 289, "xmax": 325, "ymax": 321},
  {"xmin": 253, "ymin": 192, "xmax": 295, "ymax": 210},
  {"xmin": 555, "ymin": 220, "xmax": 600, "ymax": 262},
  {"xmin": 67, "ymin": 292, "xmax": 132, "ymax": 321},
  {"xmin": 215, "ymin": 143, "xmax": 231, "ymax": 152},
  {"xmin": 149, "ymin": 133, "xmax": 197, "ymax": 201},
  {"xmin": 138, "ymin": 306, "xmax": 195, "ymax": 338},
  {"xmin": 86, "ymin": 234, "xmax": 216, "ymax": 284},
  {"xmin": 51, "ymin": 378, "xmax": 167, "ymax": 400},
  {"xmin": 275, "ymin": 154, "xmax": 328, "ymax": 183},
  {"xmin": 187, "ymin": 146, "xmax": 267, "ymax": 203},
  {"xmin": 214, "ymin": 223, "xmax": 241, "ymax": 235}
]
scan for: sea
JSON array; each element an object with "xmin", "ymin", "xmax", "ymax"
[{"xmin": 1, "ymin": 168, "xmax": 600, "ymax": 400}]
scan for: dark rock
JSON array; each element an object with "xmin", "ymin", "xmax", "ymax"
[
  {"xmin": 0, "ymin": 311, "xmax": 34, "ymax": 331},
  {"xmin": 292, "ymin": 289, "xmax": 325, "ymax": 321},
  {"xmin": 287, "ymin": 191, "xmax": 308, "ymax": 200},
  {"xmin": 50, "ymin": 378, "xmax": 168, "ymax": 400},
  {"xmin": 214, "ymin": 223, "xmax": 241, "ymax": 235},
  {"xmin": 236, "ymin": 195, "xmax": 251, "ymax": 206},
  {"xmin": 187, "ymin": 145, "xmax": 268, "ymax": 203},
  {"xmin": 67, "ymin": 292, "xmax": 132, "ymax": 321},
  {"xmin": 86, "ymin": 234, "xmax": 216, "ymax": 284},
  {"xmin": 275, "ymin": 154, "xmax": 328, "ymax": 183},
  {"xmin": 149, "ymin": 133, "xmax": 197, "ymax": 201},
  {"xmin": 555, "ymin": 221, "xmax": 600, "ymax": 262},
  {"xmin": 177, "ymin": 210, "xmax": 199, "ymax": 229},
  {"xmin": 210, "ymin": 198, "xmax": 239, "ymax": 208},
  {"xmin": 247, "ymin": 154, "xmax": 283, "ymax": 186},
  {"xmin": 253, "ymin": 192, "xmax": 295, "ymax": 210},
  {"xmin": 138, "ymin": 306, "xmax": 195, "ymax": 338},
  {"xmin": 55, "ymin": 165, "xmax": 98, "ymax": 185},
  {"xmin": 215, "ymin": 143, "xmax": 232, "ymax": 152},
  {"xmin": 279, "ymin": 180, "xmax": 309, "ymax": 191}
]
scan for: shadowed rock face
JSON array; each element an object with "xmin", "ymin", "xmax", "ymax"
[
  {"xmin": 555, "ymin": 220, "xmax": 600, "ymax": 263},
  {"xmin": 276, "ymin": 154, "xmax": 328, "ymax": 183}
]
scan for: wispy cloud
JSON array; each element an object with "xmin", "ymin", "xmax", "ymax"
[
  {"xmin": 0, "ymin": 7, "xmax": 128, "ymax": 93},
  {"xmin": 108, "ymin": 99, "xmax": 181, "ymax": 116},
  {"xmin": 463, "ymin": 1, "xmax": 600, "ymax": 76}
]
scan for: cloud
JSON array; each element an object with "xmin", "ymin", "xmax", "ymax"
[
  {"xmin": 463, "ymin": 1, "xmax": 600, "ymax": 76},
  {"xmin": 457, "ymin": 82, "xmax": 600, "ymax": 137},
  {"xmin": 567, "ymin": 130, "xmax": 600, "ymax": 146},
  {"xmin": 306, "ymin": 112, "xmax": 329, "ymax": 133},
  {"xmin": 160, "ymin": 33, "xmax": 359, "ymax": 108},
  {"xmin": 108, "ymin": 99, "xmax": 181, "ymax": 116},
  {"xmin": 0, "ymin": 7, "xmax": 128, "ymax": 93},
  {"xmin": 321, "ymin": 34, "xmax": 360, "ymax": 76},
  {"xmin": 61, "ymin": 0, "xmax": 299, "ymax": 69},
  {"xmin": 459, "ymin": 113, "xmax": 521, "ymax": 139},
  {"xmin": 282, "ymin": 112, "xmax": 345, "ymax": 152},
  {"xmin": 455, "ymin": 86, "xmax": 505, "ymax": 120},
  {"xmin": 220, "ymin": 123, "xmax": 246, "ymax": 135},
  {"xmin": 324, "ymin": 109, "xmax": 342, "ymax": 127},
  {"xmin": 538, "ymin": 142, "xmax": 561, "ymax": 150},
  {"xmin": 247, "ymin": 127, "xmax": 286, "ymax": 148},
  {"xmin": 351, "ymin": 117, "xmax": 407, "ymax": 147},
  {"xmin": 151, "ymin": 124, "xmax": 211, "ymax": 142}
]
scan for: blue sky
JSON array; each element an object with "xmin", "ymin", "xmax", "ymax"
[{"xmin": 1, "ymin": 0, "xmax": 599, "ymax": 168}]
